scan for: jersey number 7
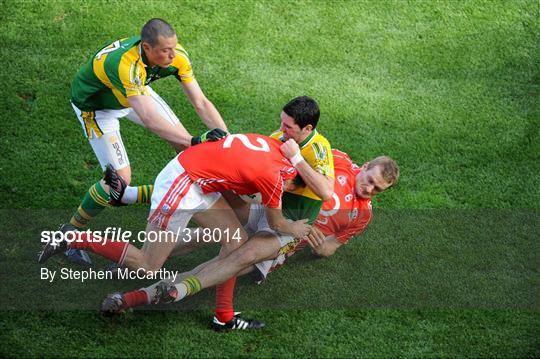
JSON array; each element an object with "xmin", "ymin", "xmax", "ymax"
[{"xmin": 95, "ymin": 40, "xmax": 121, "ymax": 60}]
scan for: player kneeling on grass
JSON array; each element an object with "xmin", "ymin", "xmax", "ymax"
[{"xmin": 103, "ymin": 150, "xmax": 399, "ymax": 331}]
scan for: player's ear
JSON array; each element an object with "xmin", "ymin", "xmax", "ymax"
[
  {"xmin": 141, "ymin": 41, "xmax": 152, "ymax": 53},
  {"xmin": 361, "ymin": 162, "xmax": 369, "ymax": 170},
  {"xmin": 303, "ymin": 124, "xmax": 313, "ymax": 132}
]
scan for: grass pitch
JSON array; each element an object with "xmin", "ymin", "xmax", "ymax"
[{"xmin": 1, "ymin": 0, "xmax": 538, "ymax": 357}]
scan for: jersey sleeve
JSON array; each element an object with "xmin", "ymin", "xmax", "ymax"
[
  {"xmin": 310, "ymin": 138, "xmax": 334, "ymax": 179},
  {"xmin": 171, "ymin": 44, "xmax": 194, "ymax": 84}
]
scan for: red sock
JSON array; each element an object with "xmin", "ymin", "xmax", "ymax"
[
  {"xmin": 215, "ymin": 276, "xmax": 237, "ymax": 323},
  {"xmin": 124, "ymin": 289, "xmax": 150, "ymax": 308},
  {"xmin": 68, "ymin": 233, "xmax": 129, "ymax": 263}
]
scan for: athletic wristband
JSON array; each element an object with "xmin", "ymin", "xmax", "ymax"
[{"xmin": 290, "ymin": 152, "xmax": 304, "ymax": 166}]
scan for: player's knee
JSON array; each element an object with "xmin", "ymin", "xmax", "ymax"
[
  {"xmin": 137, "ymin": 256, "xmax": 164, "ymax": 272},
  {"xmin": 117, "ymin": 168, "xmax": 132, "ymax": 185},
  {"xmin": 220, "ymin": 240, "xmax": 243, "ymax": 256},
  {"xmin": 99, "ymin": 178, "xmax": 108, "ymax": 188},
  {"xmin": 140, "ymin": 263, "xmax": 162, "ymax": 272},
  {"xmin": 234, "ymin": 246, "xmax": 261, "ymax": 267}
]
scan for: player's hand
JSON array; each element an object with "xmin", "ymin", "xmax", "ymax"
[
  {"xmin": 291, "ymin": 218, "xmax": 311, "ymax": 239},
  {"xmin": 280, "ymin": 139, "xmax": 300, "ymax": 159},
  {"xmin": 306, "ymin": 226, "xmax": 325, "ymax": 249},
  {"xmin": 191, "ymin": 128, "xmax": 228, "ymax": 146}
]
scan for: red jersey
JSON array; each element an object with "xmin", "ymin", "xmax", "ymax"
[
  {"xmin": 314, "ymin": 149, "xmax": 372, "ymax": 244},
  {"xmin": 178, "ymin": 134, "xmax": 296, "ymax": 209}
]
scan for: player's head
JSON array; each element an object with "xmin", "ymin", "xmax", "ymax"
[
  {"xmin": 141, "ymin": 18, "xmax": 177, "ymax": 68},
  {"xmin": 355, "ymin": 156, "xmax": 399, "ymax": 199},
  {"xmin": 280, "ymin": 96, "xmax": 320, "ymax": 143},
  {"xmin": 284, "ymin": 174, "xmax": 307, "ymax": 193}
]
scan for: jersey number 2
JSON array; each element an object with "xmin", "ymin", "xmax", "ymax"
[{"xmin": 223, "ymin": 134, "xmax": 270, "ymax": 152}]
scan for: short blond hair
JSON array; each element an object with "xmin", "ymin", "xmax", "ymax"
[{"xmin": 367, "ymin": 156, "xmax": 400, "ymax": 186}]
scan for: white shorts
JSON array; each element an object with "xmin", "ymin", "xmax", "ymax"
[
  {"xmin": 147, "ymin": 157, "xmax": 221, "ymax": 233},
  {"xmin": 246, "ymin": 204, "xmax": 302, "ymax": 280},
  {"xmin": 71, "ymin": 87, "xmax": 180, "ymax": 170}
]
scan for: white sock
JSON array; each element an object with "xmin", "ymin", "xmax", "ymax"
[
  {"xmin": 139, "ymin": 287, "xmax": 152, "ymax": 305},
  {"xmin": 121, "ymin": 186, "xmax": 138, "ymax": 204},
  {"xmin": 173, "ymin": 283, "xmax": 189, "ymax": 302}
]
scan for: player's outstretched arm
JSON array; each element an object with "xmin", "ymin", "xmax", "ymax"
[
  {"xmin": 265, "ymin": 207, "xmax": 311, "ymax": 239},
  {"xmin": 128, "ymin": 95, "xmax": 193, "ymax": 148},
  {"xmin": 281, "ymin": 140, "xmax": 333, "ymax": 201},
  {"xmin": 307, "ymin": 227, "xmax": 342, "ymax": 257},
  {"xmin": 182, "ymin": 80, "xmax": 228, "ymax": 132}
]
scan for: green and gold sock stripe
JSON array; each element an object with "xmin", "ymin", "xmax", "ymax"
[
  {"xmin": 137, "ymin": 184, "xmax": 154, "ymax": 204},
  {"xmin": 69, "ymin": 181, "xmax": 109, "ymax": 230},
  {"xmin": 70, "ymin": 206, "xmax": 92, "ymax": 229},
  {"xmin": 182, "ymin": 276, "xmax": 202, "ymax": 297},
  {"xmin": 89, "ymin": 182, "xmax": 109, "ymax": 207}
]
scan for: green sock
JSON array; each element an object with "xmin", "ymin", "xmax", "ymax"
[{"xmin": 69, "ymin": 181, "xmax": 109, "ymax": 229}]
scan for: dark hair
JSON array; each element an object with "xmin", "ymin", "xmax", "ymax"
[
  {"xmin": 282, "ymin": 96, "xmax": 320, "ymax": 129},
  {"xmin": 141, "ymin": 18, "xmax": 176, "ymax": 47},
  {"xmin": 293, "ymin": 174, "xmax": 306, "ymax": 188}
]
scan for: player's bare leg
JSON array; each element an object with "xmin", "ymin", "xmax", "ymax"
[
  {"xmin": 146, "ymin": 231, "xmax": 281, "ymax": 304},
  {"xmin": 119, "ymin": 222, "xmax": 179, "ymax": 271},
  {"xmin": 108, "ymin": 239, "xmax": 264, "ymax": 316},
  {"xmin": 221, "ymin": 190, "xmax": 251, "ymax": 225},
  {"xmin": 102, "ymin": 262, "xmax": 256, "ymax": 318},
  {"xmin": 101, "ymin": 195, "xmax": 248, "ymax": 316},
  {"xmin": 191, "ymin": 196, "xmax": 248, "ymax": 255},
  {"xmin": 191, "ymin": 195, "xmax": 250, "ymax": 324},
  {"xmin": 167, "ymin": 228, "xmax": 217, "ymax": 257},
  {"xmin": 165, "ymin": 190, "xmax": 251, "ymax": 258},
  {"xmin": 164, "ymin": 192, "xmax": 250, "ymax": 259}
]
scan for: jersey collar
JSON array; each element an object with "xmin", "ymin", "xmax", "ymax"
[{"xmin": 298, "ymin": 129, "xmax": 317, "ymax": 148}]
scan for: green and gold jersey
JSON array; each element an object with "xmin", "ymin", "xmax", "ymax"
[
  {"xmin": 71, "ymin": 36, "xmax": 194, "ymax": 111},
  {"xmin": 271, "ymin": 130, "xmax": 334, "ymax": 223}
]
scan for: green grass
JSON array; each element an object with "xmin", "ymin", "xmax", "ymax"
[{"xmin": 1, "ymin": 0, "xmax": 539, "ymax": 357}]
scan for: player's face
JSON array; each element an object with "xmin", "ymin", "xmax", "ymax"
[
  {"xmin": 144, "ymin": 35, "xmax": 177, "ymax": 68},
  {"xmin": 355, "ymin": 164, "xmax": 391, "ymax": 199},
  {"xmin": 280, "ymin": 112, "xmax": 312, "ymax": 143},
  {"xmin": 284, "ymin": 178, "xmax": 298, "ymax": 192}
]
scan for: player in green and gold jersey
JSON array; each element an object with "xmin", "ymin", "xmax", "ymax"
[
  {"xmin": 271, "ymin": 96, "xmax": 334, "ymax": 222},
  {"xmin": 211, "ymin": 96, "xmax": 334, "ymax": 328},
  {"xmin": 63, "ymin": 18, "xmax": 228, "ymax": 264}
]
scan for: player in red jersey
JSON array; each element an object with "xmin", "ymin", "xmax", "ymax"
[
  {"xmin": 39, "ymin": 134, "xmax": 311, "ymax": 278},
  {"xmin": 250, "ymin": 150, "xmax": 399, "ymax": 281},
  {"xmin": 109, "ymin": 150, "xmax": 399, "ymax": 330}
]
